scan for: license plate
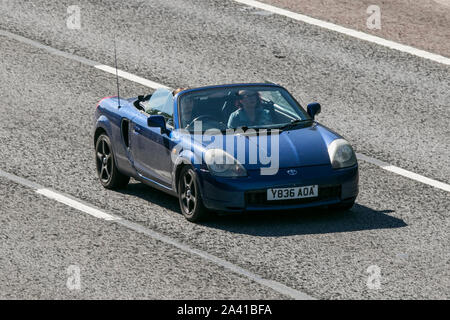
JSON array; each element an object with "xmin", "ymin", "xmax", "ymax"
[{"xmin": 267, "ymin": 185, "xmax": 318, "ymax": 201}]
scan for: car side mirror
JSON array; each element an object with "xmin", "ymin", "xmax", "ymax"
[
  {"xmin": 307, "ymin": 102, "xmax": 321, "ymax": 120},
  {"xmin": 147, "ymin": 115, "xmax": 168, "ymax": 133}
]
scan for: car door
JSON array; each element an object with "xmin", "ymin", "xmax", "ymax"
[{"xmin": 130, "ymin": 89, "xmax": 175, "ymax": 188}]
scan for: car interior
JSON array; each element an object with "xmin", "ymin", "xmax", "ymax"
[
  {"xmin": 182, "ymin": 90, "xmax": 297, "ymax": 127},
  {"xmin": 133, "ymin": 89, "xmax": 300, "ymax": 129}
]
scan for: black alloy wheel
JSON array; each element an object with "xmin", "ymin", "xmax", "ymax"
[
  {"xmin": 178, "ymin": 166, "xmax": 208, "ymax": 222},
  {"xmin": 95, "ymin": 134, "xmax": 129, "ymax": 189}
]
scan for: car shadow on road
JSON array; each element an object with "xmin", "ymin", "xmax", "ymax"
[
  {"xmin": 121, "ymin": 181, "xmax": 407, "ymax": 237},
  {"xmin": 203, "ymin": 205, "xmax": 407, "ymax": 237}
]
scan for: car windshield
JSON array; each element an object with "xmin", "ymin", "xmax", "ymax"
[{"xmin": 178, "ymin": 85, "xmax": 311, "ymax": 132}]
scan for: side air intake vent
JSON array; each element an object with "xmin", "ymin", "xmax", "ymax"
[{"xmin": 121, "ymin": 119, "xmax": 130, "ymax": 148}]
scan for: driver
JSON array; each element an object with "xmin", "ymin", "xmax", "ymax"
[{"xmin": 227, "ymin": 90, "xmax": 272, "ymax": 128}]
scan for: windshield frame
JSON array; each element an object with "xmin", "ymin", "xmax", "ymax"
[{"xmin": 176, "ymin": 84, "xmax": 311, "ymax": 132}]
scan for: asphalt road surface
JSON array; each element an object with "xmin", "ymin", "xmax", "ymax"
[
  {"xmin": 0, "ymin": 0, "xmax": 449, "ymax": 299},
  {"xmin": 259, "ymin": 0, "xmax": 450, "ymax": 57}
]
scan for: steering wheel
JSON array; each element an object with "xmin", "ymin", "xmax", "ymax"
[{"xmin": 185, "ymin": 115, "xmax": 225, "ymax": 130}]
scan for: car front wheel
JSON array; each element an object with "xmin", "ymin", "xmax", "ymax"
[{"xmin": 178, "ymin": 166, "xmax": 209, "ymax": 222}]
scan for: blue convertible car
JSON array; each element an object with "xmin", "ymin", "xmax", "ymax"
[{"xmin": 94, "ymin": 83, "xmax": 358, "ymax": 222}]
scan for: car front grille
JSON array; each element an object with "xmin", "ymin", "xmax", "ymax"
[{"xmin": 245, "ymin": 185, "xmax": 341, "ymax": 206}]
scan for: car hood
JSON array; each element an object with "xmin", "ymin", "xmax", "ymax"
[
  {"xmin": 178, "ymin": 123, "xmax": 342, "ymax": 170},
  {"xmin": 239, "ymin": 123, "xmax": 340, "ymax": 169}
]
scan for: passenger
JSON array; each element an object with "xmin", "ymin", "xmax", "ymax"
[
  {"xmin": 227, "ymin": 90, "xmax": 272, "ymax": 128},
  {"xmin": 173, "ymin": 88, "xmax": 195, "ymax": 128},
  {"xmin": 181, "ymin": 96, "xmax": 196, "ymax": 128},
  {"xmin": 172, "ymin": 88, "xmax": 186, "ymax": 96}
]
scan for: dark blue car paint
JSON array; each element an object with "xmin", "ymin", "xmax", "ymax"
[{"xmin": 94, "ymin": 83, "xmax": 359, "ymax": 212}]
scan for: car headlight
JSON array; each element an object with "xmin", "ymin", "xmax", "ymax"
[
  {"xmin": 328, "ymin": 139, "xmax": 357, "ymax": 169},
  {"xmin": 204, "ymin": 149, "xmax": 247, "ymax": 177}
]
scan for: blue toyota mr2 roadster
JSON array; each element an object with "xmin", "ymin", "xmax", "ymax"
[{"xmin": 94, "ymin": 83, "xmax": 358, "ymax": 222}]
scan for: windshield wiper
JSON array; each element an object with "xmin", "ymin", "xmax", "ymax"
[{"xmin": 277, "ymin": 119, "xmax": 312, "ymax": 131}]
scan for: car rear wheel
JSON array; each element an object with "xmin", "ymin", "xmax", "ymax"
[
  {"xmin": 178, "ymin": 166, "xmax": 209, "ymax": 222},
  {"xmin": 95, "ymin": 134, "xmax": 130, "ymax": 189}
]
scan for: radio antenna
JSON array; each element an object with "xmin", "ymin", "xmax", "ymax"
[{"xmin": 113, "ymin": 37, "xmax": 121, "ymax": 108}]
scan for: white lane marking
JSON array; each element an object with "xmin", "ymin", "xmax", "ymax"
[
  {"xmin": 95, "ymin": 65, "xmax": 169, "ymax": 90},
  {"xmin": 0, "ymin": 29, "xmax": 448, "ymax": 193},
  {"xmin": 0, "ymin": 29, "xmax": 169, "ymax": 90},
  {"xmin": 0, "ymin": 169, "xmax": 313, "ymax": 300},
  {"xmin": 36, "ymin": 188, "xmax": 121, "ymax": 221},
  {"xmin": 356, "ymin": 153, "xmax": 450, "ymax": 193},
  {"xmin": 234, "ymin": 0, "xmax": 450, "ymax": 66}
]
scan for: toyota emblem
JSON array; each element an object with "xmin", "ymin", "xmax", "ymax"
[{"xmin": 287, "ymin": 169, "xmax": 298, "ymax": 176}]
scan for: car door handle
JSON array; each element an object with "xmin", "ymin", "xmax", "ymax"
[{"xmin": 134, "ymin": 126, "xmax": 142, "ymax": 134}]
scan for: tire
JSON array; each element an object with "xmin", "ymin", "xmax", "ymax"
[
  {"xmin": 95, "ymin": 134, "xmax": 130, "ymax": 189},
  {"xmin": 178, "ymin": 166, "xmax": 209, "ymax": 222}
]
